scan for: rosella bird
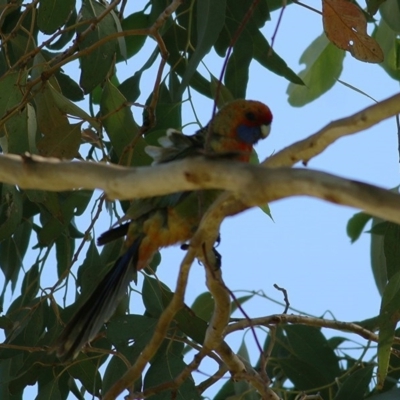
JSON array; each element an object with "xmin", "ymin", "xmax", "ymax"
[{"xmin": 56, "ymin": 99, "xmax": 273, "ymax": 360}]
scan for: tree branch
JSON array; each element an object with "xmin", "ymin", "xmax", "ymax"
[
  {"xmin": 265, "ymin": 92, "xmax": 400, "ymax": 168},
  {"xmin": 2, "ymin": 155, "xmax": 400, "ymax": 225}
]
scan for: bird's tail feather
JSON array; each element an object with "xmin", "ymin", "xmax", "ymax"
[{"xmin": 55, "ymin": 237, "xmax": 142, "ymax": 361}]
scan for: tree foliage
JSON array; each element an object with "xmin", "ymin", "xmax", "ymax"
[{"xmin": 0, "ymin": 0, "xmax": 400, "ymax": 399}]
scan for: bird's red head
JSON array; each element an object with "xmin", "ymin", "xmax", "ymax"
[{"xmin": 209, "ymin": 99, "xmax": 273, "ymax": 162}]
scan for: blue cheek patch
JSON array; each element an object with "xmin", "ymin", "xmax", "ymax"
[{"xmin": 237, "ymin": 125, "xmax": 262, "ymax": 144}]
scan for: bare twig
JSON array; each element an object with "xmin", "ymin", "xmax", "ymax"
[{"xmin": 273, "ymin": 284, "xmax": 290, "ymax": 313}]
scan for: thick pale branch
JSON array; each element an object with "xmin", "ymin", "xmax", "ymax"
[{"xmin": 2, "ymin": 155, "xmax": 400, "ymax": 225}]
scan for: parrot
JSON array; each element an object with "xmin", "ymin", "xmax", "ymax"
[{"xmin": 55, "ymin": 99, "xmax": 273, "ymax": 361}]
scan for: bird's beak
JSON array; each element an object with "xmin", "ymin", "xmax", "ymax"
[{"xmin": 261, "ymin": 124, "xmax": 271, "ymax": 139}]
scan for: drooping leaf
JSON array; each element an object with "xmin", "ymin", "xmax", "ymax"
[
  {"xmin": 100, "ymin": 79, "xmax": 150, "ymax": 166},
  {"xmin": 370, "ymin": 217, "xmax": 388, "ymax": 296},
  {"xmin": 373, "ymin": 18, "xmax": 400, "ymax": 82},
  {"xmin": 346, "ymin": 211, "xmax": 372, "ymax": 243},
  {"xmin": 37, "ymin": 0, "xmax": 75, "ymax": 34},
  {"xmin": 77, "ymin": 0, "xmax": 117, "ymax": 93},
  {"xmin": 366, "ymin": 0, "xmax": 387, "ymax": 15},
  {"xmin": 116, "ymin": 11, "xmax": 149, "ymax": 62},
  {"xmin": 0, "ymin": 71, "xmax": 30, "ymax": 154},
  {"xmin": 176, "ymin": 0, "xmax": 226, "ymax": 97},
  {"xmin": 334, "ymin": 366, "xmax": 373, "ymax": 400},
  {"xmin": 191, "ymin": 292, "xmax": 214, "ymax": 322},
  {"xmin": 287, "ymin": 33, "xmax": 345, "ymax": 106},
  {"xmin": 380, "ymin": 0, "xmax": 400, "ymax": 33},
  {"xmin": 0, "ymin": 185, "xmax": 23, "ymax": 241},
  {"xmin": 377, "ymin": 271, "xmax": 400, "ymax": 388},
  {"xmin": 225, "ymin": 32, "xmax": 252, "ymax": 99}
]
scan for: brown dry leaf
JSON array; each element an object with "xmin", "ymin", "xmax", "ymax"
[{"xmin": 322, "ymin": 0, "xmax": 384, "ymax": 63}]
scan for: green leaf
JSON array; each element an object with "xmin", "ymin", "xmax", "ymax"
[
  {"xmin": 191, "ymin": 292, "xmax": 214, "ymax": 322},
  {"xmin": 0, "ymin": 71, "xmax": 30, "ymax": 154},
  {"xmin": 347, "ymin": 212, "xmax": 372, "ymax": 243},
  {"xmin": 284, "ymin": 325, "xmax": 341, "ymax": 381},
  {"xmin": 380, "ymin": 0, "xmax": 400, "ymax": 33},
  {"xmin": 163, "ymin": 23, "xmax": 213, "ymax": 99},
  {"xmin": 373, "ymin": 18, "xmax": 400, "ymax": 82},
  {"xmin": 253, "ymin": 30, "xmax": 303, "ymax": 85},
  {"xmin": 77, "ymin": 0, "xmax": 117, "ymax": 93},
  {"xmin": 47, "ymin": 7, "xmax": 77, "ymax": 50},
  {"xmin": 38, "ymin": 191, "xmax": 93, "ymax": 246},
  {"xmin": 142, "ymin": 275, "xmax": 172, "ymax": 317},
  {"xmin": 118, "ymin": 73, "xmax": 141, "ymax": 102},
  {"xmin": 102, "ymin": 353, "xmax": 132, "ymax": 394},
  {"xmin": 230, "ymin": 294, "xmax": 253, "ymax": 314},
  {"xmin": 67, "ymin": 355, "xmax": 102, "ymax": 396},
  {"xmin": 101, "ymin": 79, "xmax": 151, "ymax": 166},
  {"xmin": 225, "ymin": 32, "xmax": 252, "ymax": 99},
  {"xmin": 287, "ymin": 33, "xmax": 345, "ymax": 106},
  {"xmin": 107, "ymin": 315, "xmax": 157, "ymax": 349},
  {"xmin": 77, "ymin": 240, "xmax": 103, "ymax": 295},
  {"xmin": 383, "ymin": 222, "xmax": 400, "ymax": 280},
  {"xmin": 37, "ymin": 0, "xmax": 75, "ymax": 34},
  {"xmin": 21, "ymin": 263, "xmax": 39, "ymax": 303},
  {"xmin": 233, "ymin": 339, "xmax": 259, "ymax": 400},
  {"xmin": 55, "ymin": 233, "xmax": 75, "ymax": 278},
  {"xmin": 145, "ymin": 83, "xmax": 182, "ymax": 133},
  {"xmin": 0, "ymin": 237, "xmax": 22, "ymax": 294},
  {"xmin": 47, "ymin": 83, "xmax": 99, "ymax": 129},
  {"xmin": 0, "ymin": 356, "xmax": 24, "ymax": 400},
  {"xmin": 37, "ymin": 121, "xmax": 82, "ymax": 159},
  {"xmin": 210, "ymin": 75, "xmax": 235, "ymax": 108},
  {"xmin": 334, "ymin": 366, "xmax": 373, "ymax": 400},
  {"xmin": 36, "ymin": 379, "xmax": 62, "ymax": 400},
  {"xmin": 143, "ymin": 347, "xmax": 201, "ymax": 400},
  {"xmin": 176, "ymin": 0, "xmax": 226, "ymax": 98},
  {"xmin": 377, "ymin": 271, "xmax": 400, "ymax": 388},
  {"xmin": 279, "ymin": 358, "xmax": 333, "ymax": 394},
  {"xmin": 366, "ymin": 0, "xmax": 386, "ymax": 15},
  {"xmin": 0, "ymin": 185, "xmax": 23, "ymax": 241},
  {"xmin": 116, "ymin": 12, "xmax": 149, "ymax": 63},
  {"xmin": 55, "ymin": 71, "xmax": 84, "ymax": 102},
  {"xmin": 371, "ymin": 217, "xmax": 389, "ymax": 296}
]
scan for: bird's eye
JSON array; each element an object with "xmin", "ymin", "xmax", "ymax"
[{"xmin": 245, "ymin": 112, "xmax": 256, "ymax": 121}]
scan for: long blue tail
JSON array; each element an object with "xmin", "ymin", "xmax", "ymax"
[{"xmin": 56, "ymin": 237, "xmax": 142, "ymax": 361}]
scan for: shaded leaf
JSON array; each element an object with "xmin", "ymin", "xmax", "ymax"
[
  {"xmin": 100, "ymin": 79, "xmax": 150, "ymax": 166},
  {"xmin": 371, "ymin": 217, "xmax": 388, "ymax": 296},
  {"xmin": 77, "ymin": 0, "xmax": 117, "ymax": 93},
  {"xmin": 284, "ymin": 325, "xmax": 341, "ymax": 380},
  {"xmin": 0, "ymin": 71, "xmax": 30, "ymax": 154},
  {"xmin": 347, "ymin": 211, "xmax": 372, "ymax": 243},
  {"xmin": 191, "ymin": 292, "xmax": 214, "ymax": 322},
  {"xmin": 225, "ymin": 32, "xmax": 252, "ymax": 99},
  {"xmin": 37, "ymin": 0, "xmax": 75, "ymax": 34},
  {"xmin": 0, "ymin": 185, "xmax": 23, "ymax": 241},
  {"xmin": 380, "ymin": 0, "xmax": 400, "ymax": 33},
  {"xmin": 377, "ymin": 271, "xmax": 400, "ymax": 388},
  {"xmin": 287, "ymin": 33, "xmax": 345, "ymax": 106},
  {"xmin": 383, "ymin": 222, "xmax": 400, "ymax": 280},
  {"xmin": 366, "ymin": 0, "xmax": 387, "ymax": 15},
  {"xmin": 373, "ymin": 18, "xmax": 400, "ymax": 82},
  {"xmin": 334, "ymin": 366, "xmax": 373, "ymax": 400},
  {"xmin": 67, "ymin": 355, "xmax": 102, "ymax": 396},
  {"xmin": 47, "ymin": 7, "xmax": 77, "ymax": 50},
  {"xmin": 116, "ymin": 12, "xmax": 149, "ymax": 63},
  {"xmin": 176, "ymin": 0, "xmax": 226, "ymax": 97}
]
